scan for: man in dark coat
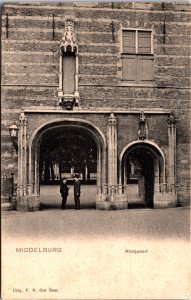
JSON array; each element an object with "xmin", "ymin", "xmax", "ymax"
[
  {"xmin": 74, "ymin": 174, "xmax": 81, "ymax": 210},
  {"xmin": 60, "ymin": 177, "xmax": 69, "ymax": 209}
]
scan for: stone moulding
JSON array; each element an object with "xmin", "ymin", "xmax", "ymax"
[{"xmin": 23, "ymin": 107, "xmax": 172, "ymax": 114}]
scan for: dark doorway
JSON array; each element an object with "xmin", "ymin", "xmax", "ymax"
[{"xmin": 125, "ymin": 147, "xmax": 155, "ymax": 208}]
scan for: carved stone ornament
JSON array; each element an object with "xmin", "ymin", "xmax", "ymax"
[
  {"xmin": 59, "ymin": 95, "xmax": 76, "ymax": 110},
  {"xmin": 60, "ymin": 18, "xmax": 78, "ymax": 53},
  {"xmin": 167, "ymin": 113, "xmax": 176, "ymax": 126},
  {"xmin": 108, "ymin": 113, "xmax": 117, "ymax": 125},
  {"xmin": 139, "ymin": 111, "xmax": 146, "ymax": 123},
  {"xmin": 138, "ymin": 111, "xmax": 148, "ymax": 140},
  {"xmin": 18, "ymin": 112, "xmax": 27, "ymax": 126}
]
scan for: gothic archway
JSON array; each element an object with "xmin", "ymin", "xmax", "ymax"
[
  {"xmin": 119, "ymin": 140, "xmax": 165, "ymax": 208},
  {"xmin": 28, "ymin": 119, "xmax": 107, "ymax": 208}
]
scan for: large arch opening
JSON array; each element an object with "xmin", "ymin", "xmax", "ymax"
[
  {"xmin": 29, "ymin": 119, "xmax": 106, "ymax": 210},
  {"xmin": 40, "ymin": 127, "xmax": 97, "ymax": 184},
  {"xmin": 120, "ymin": 141, "xmax": 165, "ymax": 208}
]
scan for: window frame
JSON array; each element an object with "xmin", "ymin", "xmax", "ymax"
[
  {"xmin": 120, "ymin": 27, "xmax": 154, "ymax": 85},
  {"xmin": 121, "ymin": 28, "xmax": 154, "ymax": 55}
]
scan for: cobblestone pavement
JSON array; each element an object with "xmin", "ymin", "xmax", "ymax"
[{"xmin": 2, "ymin": 185, "xmax": 190, "ymax": 241}]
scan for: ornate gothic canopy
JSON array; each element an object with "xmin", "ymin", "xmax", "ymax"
[{"xmin": 60, "ymin": 18, "xmax": 78, "ymax": 53}]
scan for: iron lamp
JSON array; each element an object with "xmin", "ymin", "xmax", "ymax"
[{"xmin": 9, "ymin": 122, "xmax": 19, "ymax": 152}]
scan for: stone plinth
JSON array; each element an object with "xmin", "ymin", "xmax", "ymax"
[
  {"xmin": 154, "ymin": 193, "xmax": 177, "ymax": 208},
  {"xmin": 16, "ymin": 195, "xmax": 40, "ymax": 211},
  {"xmin": 1, "ymin": 202, "xmax": 14, "ymax": 211},
  {"xmin": 96, "ymin": 193, "xmax": 128, "ymax": 210},
  {"xmin": 96, "ymin": 200, "xmax": 128, "ymax": 210}
]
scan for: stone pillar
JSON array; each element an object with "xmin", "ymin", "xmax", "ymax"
[
  {"xmin": 96, "ymin": 145, "xmax": 105, "ymax": 202},
  {"xmin": 58, "ymin": 52, "xmax": 63, "ymax": 92},
  {"xmin": 17, "ymin": 112, "xmax": 40, "ymax": 211},
  {"xmin": 167, "ymin": 114, "xmax": 176, "ymax": 186},
  {"xmin": 16, "ymin": 112, "xmax": 28, "ymax": 210},
  {"xmin": 23, "ymin": 114, "xmax": 27, "ymax": 196},
  {"xmin": 107, "ymin": 113, "xmax": 117, "ymax": 187},
  {"xmin": 96, "ymin": 114, "xmax": 128, "ymax": 210},
  {"xmin": 154, "ymin": 114, "xmax": 177, "ymax": 209},
  {"xmin": 17, "ymin": 117, "xmax": 23, "ymax": 196},
  {"xmin": 17, "ymin": 112, "xmax": 27, "ymax": 195},
  {"xmin": 97, "ymin": 146, "xmax": 101, "ymax": 188},
  {"xmin": 74, "ymin": 53, "xmax": 79, "ymax": 104},
  {"xmin": 102, "ymin": 146, "xmax": 107, "ymax": 186},
  {"xmin": 124, "ymin": 163, "xmax": 127, "ymax": 186},
  {"xmin": 34, "ymin": 146, "xmax": 39, "ymax": 195},
  {"xmin": 153, "ymin": 159, "xmax": 160, "ymax": 192}
]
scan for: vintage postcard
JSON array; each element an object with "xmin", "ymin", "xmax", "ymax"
[{"xmin": 1, "ymin": 1, "xmax": 190, "ymax": 299}]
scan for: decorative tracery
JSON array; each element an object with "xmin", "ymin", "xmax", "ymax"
[{"xmin": 60, "ymin": 19, "xmax": 78, "ymax": 53}]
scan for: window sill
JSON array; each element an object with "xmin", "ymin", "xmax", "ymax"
[
  {"xmin": 118, "ymin": 82, "xmax": 156, "ymax": 87},
  {"xmin": 121, "ymin": 53, "xmax": 154, "ymax": 57}
]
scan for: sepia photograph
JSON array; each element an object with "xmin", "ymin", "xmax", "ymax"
[{"xmin": 1, "ymin": 1, "xmax": 190, "ymax": 299}]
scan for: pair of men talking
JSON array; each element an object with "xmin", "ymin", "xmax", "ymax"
[{"xmin": 60, "ymin": 174, "xmax": 81, "ymax": 210}]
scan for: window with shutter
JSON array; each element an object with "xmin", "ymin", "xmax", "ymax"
[
  {"xmin": 121, "ymin": 29, "xmax": 153, "ymax": 84},
  {"xmin": 122, "ymin": 56, "xmax": 137, "ymax": 82},
  {"xmin": 138, "ymin": 56, "xmax": 154, "ymax": 83}
]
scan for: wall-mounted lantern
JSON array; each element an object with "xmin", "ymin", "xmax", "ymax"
[{"xmin": 9, "ymin": 122, "xmax": 19, "ymax": 152}]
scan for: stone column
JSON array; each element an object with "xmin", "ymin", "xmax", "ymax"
[
  {"xmin": 23, "ymin": 114, "xmax": 27, "ymax": 196},
  {"xmin": 17, "ymin": 118, "xmax": 23, "ymax": 197},
  {"xmin": 153, "ymin": 159, "xmax": 160, "ymax": 192},
  {"xmin": 97, "ymin": 145, "xmax": 101, "ymax": 191},
  {"xmin": 58, "ymin": 51, "xmax": 63, "ymax": 98},
  {"xmin": 74, "ymin": 53, "xmax": 79, "ymax": 103},
  {"xmin": 28, "ymin": 144, "xmax": 35, "ymax": 195},
  {"xmin": 34, "ymin": 146, "xmax": 39, "ymax": 195},
  {"xmin": 96, "ymin": 114, "xmax": 128, "ymax": 210},
  {"xmin": 17, "ymin": 112, "xmax": 27, "ymax": 196},
  {"xmin": 107, "ymin": 113, "xmax": 117, "ymax": 188},
  {"xmin": 17, "ymin": 112, "xmax": 28, "ymax": 210},
  {"xmin": 124, "ymin": 162, "xmax": 127, "ymax": 186},
  {"xmin": 102, "ymin": 146, "xmax": 107, "ymax": 186},
  {"xmin": 167, "ymin": 114, "xmax": 176, "ymax": 186}
]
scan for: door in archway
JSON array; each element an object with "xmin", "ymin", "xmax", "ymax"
[{"xmin": 124, "ymin": 147, "xmax": 156, "ymax": 208}]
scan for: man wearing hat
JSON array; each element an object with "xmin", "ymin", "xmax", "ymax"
[
  {"xmin": 74, "ymin": 174, "xmax": 81, "ymax": 209},
  {"xmin": 60, "ymin": 177, "xmax": 69, "ymax": 209}
]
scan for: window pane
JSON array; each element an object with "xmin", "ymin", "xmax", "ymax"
[
  {"xmin": 122, "ymin": 30, "xmax": 136, "ymax": 53},
  {"xmin": 122, "ymin": 56, "xmax": 137, "ymax": 82},
  {"xmin": 63, "ymin": 52, "xmax": 75, "ymax": 94},
  {"xmin": 138, "ymin": 31, "xmax": 151, "ymax": 54}
]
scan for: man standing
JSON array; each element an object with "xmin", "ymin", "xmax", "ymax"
[
  {"xmin": 60, "ymin": 177, "xmax": 69, "ymax": 210},
  {"xmin": 74, "ymin": 174, "xmax": 81, "ymax": 210}
]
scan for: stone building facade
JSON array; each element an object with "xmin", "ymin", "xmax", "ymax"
[{"xmin": 1, "ymin": 2, "xmax": 190, "ymax": 210}]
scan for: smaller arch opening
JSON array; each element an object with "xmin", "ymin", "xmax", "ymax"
[{"xmin": 120, "ymin": 142, "xmax": 165, "ymax": 208}]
